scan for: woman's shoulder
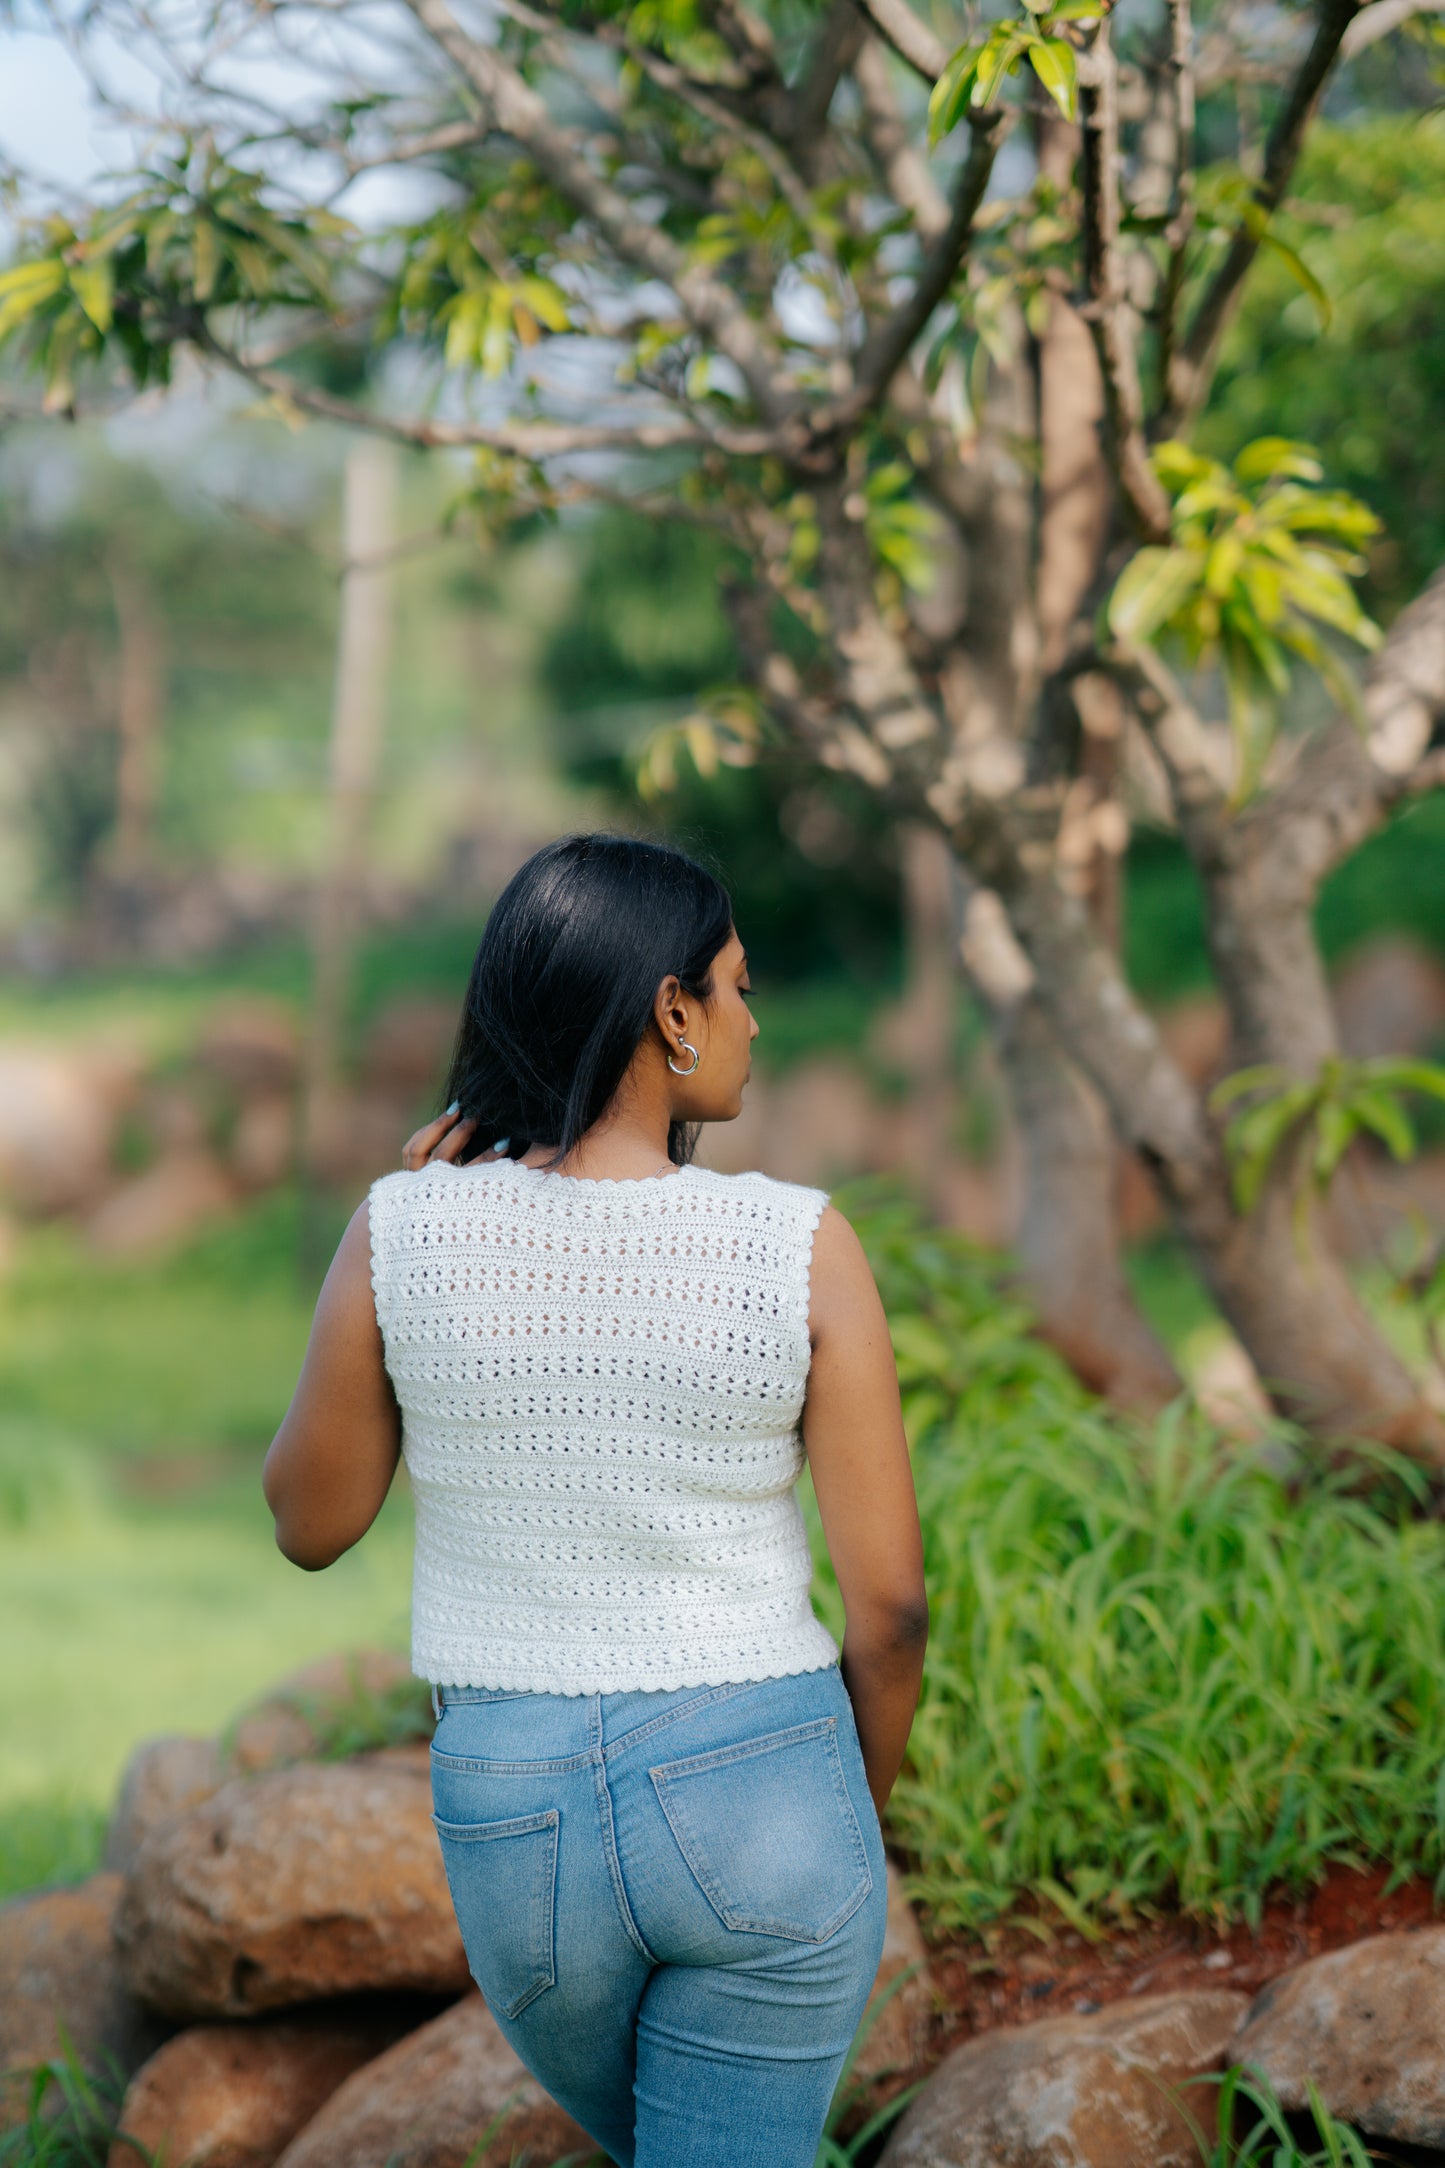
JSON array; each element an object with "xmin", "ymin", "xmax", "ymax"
[{"xmin": 687, "ymin": 1162, "xmax": 830, "ymax": 1227}]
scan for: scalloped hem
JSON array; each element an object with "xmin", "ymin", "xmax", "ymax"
[{"xmin": 416, "ymin": 1644, "xmax": 842, "ymax": 1698}]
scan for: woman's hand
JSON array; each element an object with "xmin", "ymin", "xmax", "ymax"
[{"xmin": 401, "ymin": 1102, "xmax": 480, "ymax": 1171}]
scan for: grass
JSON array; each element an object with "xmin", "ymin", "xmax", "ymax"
[
  {"xmin": 0, "ymin": 1201, "xmax": 318, "ymax": 1463},
  {"xmin": 0, "ymin": 1443, "xmax": 413, "ymax": 1897},
  {"xmin": 0, "ymin": 2037, "xmax": 146, "ymax": 2168},
  {"xmin": 1186, "ymin": 2069, "xmax": 1373, "ymax": 2167},
  {"xmin": 807, "ymin": 1187, "xmax": 1445, "ymax": 1940}
]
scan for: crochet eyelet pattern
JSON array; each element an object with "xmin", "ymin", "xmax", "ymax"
[{"xmin": 367, "ymin": 1157, "xmax": 839, "ymax": 1695}]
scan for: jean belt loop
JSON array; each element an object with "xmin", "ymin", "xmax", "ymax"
[{"xmin": 431, "ymin": 1682, "xmax": 443, "ymax": 1721}]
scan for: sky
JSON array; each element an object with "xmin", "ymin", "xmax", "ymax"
[{"xmin": 1, "ymin": 22, "xmax": 148, "ymax": 198}]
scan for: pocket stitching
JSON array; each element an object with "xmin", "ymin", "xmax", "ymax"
[
  {"xmin": 432, "ymin": 1809, "xmax": 558, "ymax": 2017},
  {"xmin": 432, "ymin": 1807, "xmax": 558, "ymax": 1842},
  {"xmin": 650, "ymin": 1725, "xmax": 872, "ymax": 1944},
  {"xmin": 646, "ymin": 1714, "xmax": 838, "ymax": 1785}
]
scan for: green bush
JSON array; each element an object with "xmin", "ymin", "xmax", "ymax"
[{"xmin": 809, "ymin": 1188, "xmax": 1445, "ymax": 1939}]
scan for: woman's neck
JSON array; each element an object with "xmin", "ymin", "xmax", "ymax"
[{"xmin": 518, "ymin": 1109, "xmax": 677, "ymax": 1180}]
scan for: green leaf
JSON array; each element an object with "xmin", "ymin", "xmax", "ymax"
[
  {"xmin": 1312, "ymin": 1096, "xmax": 1359, "ymax": 1187},
  {"xmin": 192, "ymin": 218, "xmax": 221, "ymax": 303},
  {"xmin": 1151, "ymin": 440, "xmax": 1214, "ymax": 490},
  {"xmin": 0, "ymin": 258, "xmax": 67, "ymax": 340},
  {"xmin": 1106, "ymin": 546, "xmax": 1203, "ymax": 641},
  {"xmin": 928, "ymin": 43, "xmax": 983, "ymax": 144},
  {"xmin": 1259, "ymin": 229, "xmax": 1333, "ymax": 330},
  {"xmin": 1225, "ymin": 1086, "xmax": 1315, "ymax": 1213},
  {"xmin": 1204, "ymin": 530, "xmax": 1245, "ymax": 598},
  {"xmin": 972, "ymin": 28, "xmax": 1026, "ymax": 108},
  {"xmin": 518, "ymin": 275, "xmax": 570, "ymax": 332},
  {"xmin": 1233, "ymin": 438, "xmax": 1324, "ymax": 486},
  {"xmin": 1347, "ymin": 1086, "xmax": 1416, "ymax": 1162},
  {"xmin": 0, "ymin": 256, "xmax": 69, "ymax": 301},
  {"xmin": 1028, "ymin": 38, "xmax": 1078, "ymax": 120},
  {"xmin": 68, "ymin": 256, "xmax": 115, "ymax": 334},
  {"xmin": 1364, "ymin": 1059, "xmax": 1445, "ymax": 1104},
  {"xmin": 1209, "ymin": 1063, "xmax": 1295, "ymax": 1110}
]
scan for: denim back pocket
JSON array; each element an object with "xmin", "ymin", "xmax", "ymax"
[
  {"xmin": 648, "ymin": 1715, "xmax": 871, "ymax": 1943},
  {"xmin": 432, "ymin": 1808, "xmax": 559, "ymax": 2018}
]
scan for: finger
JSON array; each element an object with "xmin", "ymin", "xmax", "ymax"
[
  {"xmin": 401, "ymin": 1103, "xmax": 465, "ymax": 1170},
  {"xmin": 428, "ymin": 1116, "xmax": 479, "ymax": 1164}
]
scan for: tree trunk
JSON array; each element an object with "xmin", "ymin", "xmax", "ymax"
[
  {"xmin": 300, "ymin": 439, "xmax": 399, "ymax": 1203},
  {"xmin": 105, "ymin": 555, "xmax": 165, "ymax": 875},
  {"xmin": 998, "ymin": 995, "xmax": 1182, "ymax": 1407},
  {"xmin": 972, "ymin": 150, "xmax": 1177, "ymax": 1411},
  {"xmin": 996, "ymin": 871, "xmax": 1445, "ymax": 1460},
  {"xmin": 958, "ymin": 886, "xmax": 1183, "ymax": 1409},
  {"xmin": 894, "ymin": 824, "xmax": 957, "ymax": 1218}
]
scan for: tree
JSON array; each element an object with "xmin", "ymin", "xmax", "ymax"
[{"xmin": 3, "ymin": 0, "xmax": 1443, "ymax": 1455}]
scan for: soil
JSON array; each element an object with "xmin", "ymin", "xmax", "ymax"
[{"xmin": 917, "ymin": 1862, "xmax": 1440, "ymax": 2062}]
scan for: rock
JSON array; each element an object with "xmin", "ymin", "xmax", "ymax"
[
  {"xmin": 194, "ymin": 1001, "xmax": 300, "ymax": 1097},
  {"xmin": 0, "ymin": 1875, "xmax": 167, "ymax": 2128},
  {"xmin": 1332, "ymin": 937, "xmax": 1445, "ymax": 1061},
  {"xmin": 84, "ymin": 1152, "xmax": 238, "ymax": 1259},
  {"xmin": 229, "ymin": 1095, "xmax": 295, "ymax": 1191},
  {"xmin": 0, "ymin": 1043, "xmax": 137, "ymax": 1216},
  {"xmin": 273, "ymin": 1993, "xmax": 592, "ymax": 2168},
  {"xmin": 878, "ymin": 1990, "xmax": 1248, "ymax": 2168},
  {"xmin": 223, "ymin": 1650, "xmax": 425, "ymax": 1775},
  {"xmin": 851, "ymin": 1865, "xmax": 934, "ymax": 2088},
  {"xmin": 1233, "ymin": 1925, "xmax": 1445, "ymax": 2146},
  {"xmin": 104, "ymin": 1737, "xmax": 223, "ymax": 1875},
  {"xmin": 114, "ymin": 1756, "xmax": 469, "ymax": 2018},
  {"xmin": 107, "ymin": 2004, "xmax": 418, "ymax": 2168}
]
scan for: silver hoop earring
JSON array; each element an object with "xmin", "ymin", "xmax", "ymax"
[{"xmin": 667, "ymin": 1040, "xmax": 700, "ymax": 1076}]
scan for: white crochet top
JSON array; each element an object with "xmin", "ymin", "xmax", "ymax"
[{"xmin": 366, "ymin": 1157, "xmax": 841, "ymax": 1695}]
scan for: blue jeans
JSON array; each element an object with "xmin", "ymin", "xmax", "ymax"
[{"xmin": 429, "ymin": 1662, "xmax": 890, "ymax": 2168}]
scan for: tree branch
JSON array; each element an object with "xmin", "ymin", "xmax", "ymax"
[
  {"xmin": 805, "ymin": 110, "xmax": 1005, "ymax": 447},
  {"xmin": 398, "ymin": 0, "xmax": 797, "ymax": 422},
  {"xmin": 1163, "ymin": 0, "xmax": 1363, "ymax": 428},
  {"xmin": 1155, "ymin": 0, "xmax": 1196, "ymax": 409},
  {"xmin": 1078, "ymin": 21, "xmax": 1173, "ymax": 542},
  {"xmin": 1232, "ymin": 562, "xmax": 1445, "ymax": 899},
  {"xmin": 1340, "ymin": 0, "xmax": 1445, "ymax": 56},
  {"xmin": 853, "ymin": 35, "xmax": 950, "ymax": 242},
  {"xmin": 1105, "ymin": 639, "xmax": 1230, "ymax": 856},
  {"xmin": 198, "ymin": 328, "xmax": 779, "ymax": 456},
  {"xmin": 790, "ymin": 0, "xmax": 868, "ymax": 158},
  {"xmin": 493, "ymin": 0, "xmax": 825, "ymax": 234},
  {"xmin": 849, "ymin": 0, "xmax": 950, "ymax": 84}
]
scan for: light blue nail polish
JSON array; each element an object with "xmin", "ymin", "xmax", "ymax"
[{"xmin": 446, "ymin": 1100, "xmax": 460, "ymax": 1117}]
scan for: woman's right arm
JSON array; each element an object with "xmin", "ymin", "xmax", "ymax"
[{"xmin": 803, "ymin": 1205, "xmax": 928, "ymax": 1820}]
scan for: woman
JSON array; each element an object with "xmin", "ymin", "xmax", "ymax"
[{"xmin": 262, "ymin": 833, "xmax": 928, "ymax": 2168}]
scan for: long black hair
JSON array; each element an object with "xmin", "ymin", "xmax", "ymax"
[{"xmin": 440, "ymin": 833, "xmax": 734, "ymax": 1167}]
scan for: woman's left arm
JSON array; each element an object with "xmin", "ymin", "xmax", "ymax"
[{"xmin": 262, "ymin": 1202, "xmax": 401, "ymax": 1570}]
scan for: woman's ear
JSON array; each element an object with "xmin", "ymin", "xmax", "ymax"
[{"xmin": 653, "ymin": 973, "xmax": 687, "ymax": 1044}]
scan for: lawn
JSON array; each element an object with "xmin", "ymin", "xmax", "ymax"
[{"xmin": 0, "ymin": 1188, "xmax": 417, "ymax": 1899}]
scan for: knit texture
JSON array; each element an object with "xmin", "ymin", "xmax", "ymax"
[{"xmin": 367, "ymin": 1157, "xmax": 840, "ymax": 1694}]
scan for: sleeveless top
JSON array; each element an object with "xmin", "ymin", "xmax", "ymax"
[{"xmin": 366, "ymin": 1157, "xmax": 841, "ymax": 1695}]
